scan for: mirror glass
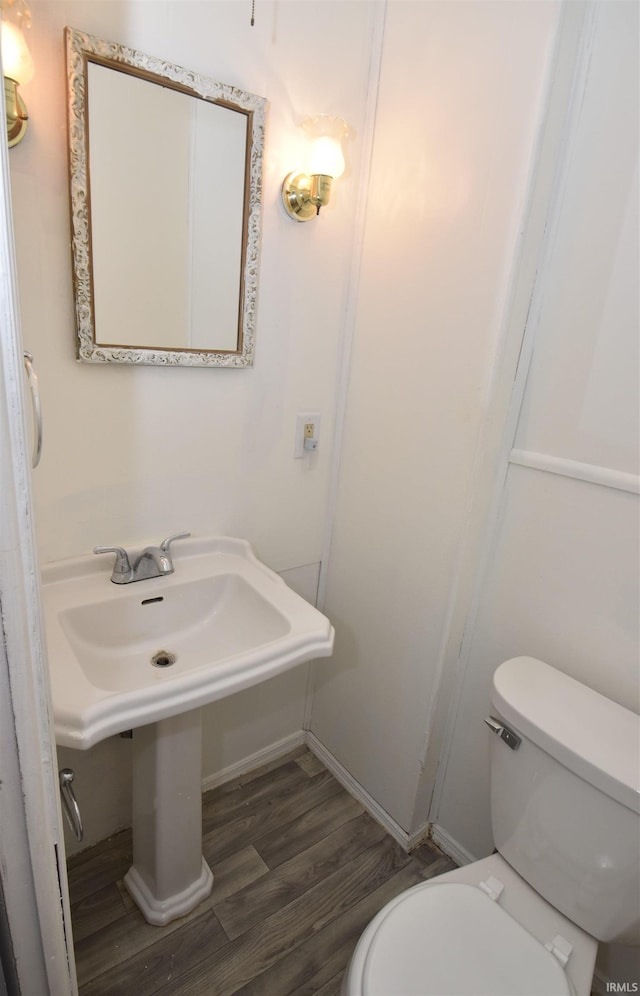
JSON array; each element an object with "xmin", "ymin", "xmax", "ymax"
[{"xmin": 66, "ymin": 28, "xmax": 267, "ymax": 366}]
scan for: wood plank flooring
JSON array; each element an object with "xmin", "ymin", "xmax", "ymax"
[{"xmin": 68, "ymin": 747, "xmax": 456, "ymax": 996}]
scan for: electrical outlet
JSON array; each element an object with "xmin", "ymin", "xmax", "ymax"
[{"xmin": 294, "ymin": 413, "xmax": 321, "ymax": 458}]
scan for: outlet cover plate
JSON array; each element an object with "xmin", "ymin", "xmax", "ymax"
[{"xmin": 294, "ymin": 412, "xmax": 321, "ymax": 458}]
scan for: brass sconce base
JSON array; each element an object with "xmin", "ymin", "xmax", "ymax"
[
  {"xmin": 5, "ymin": 78, "xmax": 28, "ymax": 148},
  {"xmin": 282, "ymin": 171, "xmax": 318, "ymax": 222}
]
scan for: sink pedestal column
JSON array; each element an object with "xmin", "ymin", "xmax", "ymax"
[{"xmin": 123, "ymin": 708, "xmax": 213, "ymax": 925}]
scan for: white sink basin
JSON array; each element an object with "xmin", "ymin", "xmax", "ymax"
[{"xmin": 43, "ymin": 536, "xmax": 334, "ymax": 748}]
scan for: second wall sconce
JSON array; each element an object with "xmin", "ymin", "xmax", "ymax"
[
  {"xmin": 282, "ymin": 115, "xmax": 347, "ymax": 222},
  {"xmin": 1, "ymin": 0, "xmax": 34, "ymax": 147}
]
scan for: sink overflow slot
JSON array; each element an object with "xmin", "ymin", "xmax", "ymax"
[
  {"xmin": 142, "ymin": 596, "xmax": 164, "ymax": 605},
  {"xmin": 151, "ymin": 651, "xmax": 177, "ymax": 668}
]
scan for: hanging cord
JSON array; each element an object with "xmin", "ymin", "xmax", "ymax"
[{"xmin": 250, "ymin": 0, "xmax": 255, "ymax": 26}]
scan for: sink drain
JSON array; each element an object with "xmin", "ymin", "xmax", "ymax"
[{"xmin": 151, "ymin": 650, "xmax": 177, "ymax": 668}]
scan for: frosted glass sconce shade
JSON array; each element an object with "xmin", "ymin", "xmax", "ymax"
[
  {"xmin": 282, "ymin": 115, "xmax": 347, "ymax": 221},
  {"xmin": 1, "ymin": 0, "xmax": 34, "ymax": 147}
]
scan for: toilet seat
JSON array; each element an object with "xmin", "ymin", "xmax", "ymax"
[{"xmin": 359, "ymin": 882, "xmax": 573, "ymax": 996}]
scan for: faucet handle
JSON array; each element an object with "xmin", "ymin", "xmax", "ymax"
[
  {"xmin": 93, "ymin": 545, "xmax": 132, "ymax": 580},
  {"xmin": 160, "ymin": 532, "xmax": 191, "ymax": 553}
]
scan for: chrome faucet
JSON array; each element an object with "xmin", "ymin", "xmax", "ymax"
[{"xmin": 94, "ymin": 532, "xmax": 191, "ymax": 584}]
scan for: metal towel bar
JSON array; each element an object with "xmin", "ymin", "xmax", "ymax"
[
  {"xmin": 59, "ymin": 768, "xmax": 83, "ymax": 842},
  {"xmin": 23, "ymin": 351, "xmax": 42, "ymax": 468}
]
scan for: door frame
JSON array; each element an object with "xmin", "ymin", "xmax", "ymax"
[{"xmin": 0, "ymin": 52, "xmax": 77, "ymax": 995}]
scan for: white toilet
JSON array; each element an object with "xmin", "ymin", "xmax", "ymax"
[{"xmin": 342, "ymin": 656, "xmax": 640, "ymax": 996}]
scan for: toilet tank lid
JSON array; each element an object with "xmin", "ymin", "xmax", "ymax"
[{"xmin": 491, "ymin": 657, "xmax": 640, "ymax": 815}]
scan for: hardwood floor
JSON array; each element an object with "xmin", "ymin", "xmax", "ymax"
[{"xmin": 67, "ymin": 747, "xmax": 455, "ymax": 996}]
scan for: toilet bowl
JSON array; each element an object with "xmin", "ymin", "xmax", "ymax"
[{"xmin": 342, "ymin": 657, "xmax": 640, "ymax": 996}]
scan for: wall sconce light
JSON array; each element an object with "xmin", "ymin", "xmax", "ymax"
[
  {"xmin": 282, "ymin": 115, "xmax": 347, "ymax": 222},
  {"xmin": 1, "ymin": 0, "xmax": 34, "ymax": 148}
]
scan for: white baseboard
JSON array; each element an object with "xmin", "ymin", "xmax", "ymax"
[
  {"xmin": 429, "ymin": 823, "xmax": 476, "ymax": 867},
  {"xmin": 201, "ymin": 730, "xmax": 306, "ymax": 794},
  {"xmin": 305, "ymin": 731, "xmax": 411, "ymax": 850},
  {"xmin": 188, "ymin": 727, "xmax": 475, "ymax": 876},
  {"xmin": 201, "ymin": 728, "xmax": 418, "ymax": 854},
  {"xmin": 590, "ymin": 969, "xmax": 611, "ymax": 995}
]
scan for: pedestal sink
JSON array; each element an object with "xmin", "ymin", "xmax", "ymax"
[{"xmin": 43, "ymin": 536, "xmax": 334, "ymax": 924}]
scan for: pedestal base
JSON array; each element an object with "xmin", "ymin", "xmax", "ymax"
[
  {"xmin": 124, "ymin": 709, "xmax": 213, "ymax": 925},
  {"xmin": 124, "ymin": 857, "xmax": 213, "ymax": 926}
]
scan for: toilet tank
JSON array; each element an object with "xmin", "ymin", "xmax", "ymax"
[{"xmin": 489, "ymin": 657, "xmax": 640, "ymax": 945}]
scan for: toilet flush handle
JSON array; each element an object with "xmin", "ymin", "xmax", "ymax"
[{"xmin": 484, "ymin": 716, "xmax": 521, "ymax": 751}]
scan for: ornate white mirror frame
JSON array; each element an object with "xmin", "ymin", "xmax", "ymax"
[{"xmin": 65, "ymin": 27, "xmax": 267, "ymax": 367}]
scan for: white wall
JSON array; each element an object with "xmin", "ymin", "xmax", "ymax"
[
  {"xmin": 13, "ymin": 0, "xmax": 375, "ymax": 567},
  {"xmin": 10, "ymin": 0, "xmax": 378, "ymax": 850},
  {"xmin": 433, "ymin": 1, "xmax": 639, "ymax": 985},
  {"xmin": 310, "ymin": 0, "xmax": 560, "ymax": 832}
]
